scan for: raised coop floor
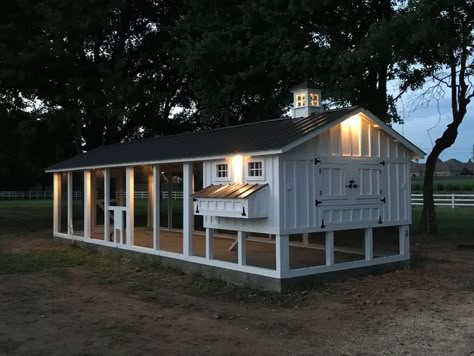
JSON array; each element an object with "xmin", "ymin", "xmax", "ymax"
[{"xmin": 87, "ymin": 227, "xmax": 398, "ymax": 270}]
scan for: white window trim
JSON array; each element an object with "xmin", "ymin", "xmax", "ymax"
[
  {"xmin": 245, "ymin": 160, "xmax": 265, "ymax": 181},
  {"xmin": 215, "ymin": 161, "xmax": 230, "ymax": 182}
]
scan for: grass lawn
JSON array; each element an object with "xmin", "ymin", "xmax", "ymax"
[{"xmin": 411, "ymin": 207, "xmax": 474, "ymax": 237}]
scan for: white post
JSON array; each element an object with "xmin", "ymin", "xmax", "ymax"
[
  {"xmin": 67, "ymin": 172, "xmax": 73, "ymax": 235},
  {"xmin": 364, "ymin": 228, "xmax": 373, "ymax": 260},
  {"xmin": 325, "ymin": 231, "xmax": 335, "ymax": 266},
  {"xmin": 153, "ymin": 165, "xmax": 160, "ymax": 250},
  {"xmin": 104, "ymin": 168, "xmax": 110, "ymax": 242},
  {"xmin": 90, "ymin": 170, "xmax": 96, "ymax": 234},
  {"xmin": 84, "ymin": 170, "xmax": 92, "ymax": 238},
  {"xmin": 206, "ymin": 228, "xmax": 214, "ymax": 259},
  {"xmin": 276, "ymin": 234, "xmax": 290, "ymax": 277},
  {"xmin": 53, "ymin": 173, "xmax": 60, "ymax": 234},
  {"xmin": 147, "ymin": 172, "xmax": 153, "ymax": 228},
  {"xmin": 238, "ymin": 231, "xmax": 247, "ymax": 265},
  {"xmin": 302, "ymin": 232, "xmax": 309, "ymax": 245},
  {"xmin": 126, "ymin": 167, "xmax": 134, "ymax": 246},
  {"xmin": 399, "ymin": 225, "xmax": 410, "ymax": 259},
  {"xmin": 183, "ymin": 162, "xmax": 194, "ymax": 257},
  {"xmin": 451, "ymin": 193, "xmax": 455, "ymax": 209}
]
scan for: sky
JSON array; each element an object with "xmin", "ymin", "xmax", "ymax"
[{"xmin": 389, "ymin": 81, "xmax": 474, "ymax": 163}]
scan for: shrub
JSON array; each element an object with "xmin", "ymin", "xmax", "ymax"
[{"xmin": 437, "ymin": 184, "xmax": 445, "ymax": 191}]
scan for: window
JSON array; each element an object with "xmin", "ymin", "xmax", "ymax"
[
  {"xmin": 310, "ymin": 93, "xmax": 320, "ymax": 106},
  {"xmin": 216, "ymin": 163, "xmax": 228, "ymax": 178},
  {"xmin": 248, "ymin": 161, "xmax": 263, "ymax": 177},
  {"xmin": 296, "ymin": 94, "xmax": 306, "ymax": 107}
]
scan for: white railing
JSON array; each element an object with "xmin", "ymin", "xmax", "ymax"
[
  {"xmin": 0, "ymin": 190, "xmax": 183, "ymax": 201},
  {"xmin": 1, "ymin": 190, "xmax": 474, "ymax": 208},
  {"xmin": 411, "ymin": 193, "xmax": 474, "ymax": 208}
]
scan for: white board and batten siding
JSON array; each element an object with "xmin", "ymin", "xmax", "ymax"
[
  {"xmin": 280, "ymin": 114, "xmax": 412, "ymax": 234},
  {"xmin": 202, "ymin": 155, "xmax": 280, "ymax": 234}
]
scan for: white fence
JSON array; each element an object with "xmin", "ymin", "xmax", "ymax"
[
  {"xmin": 0, "ymin": 191, "xmax": 183, "ymax": 201},
  {"xmin": 1, "ymin": 191, "xmax": 474, "ymax": 208},
  {"xmin": 411, "ymin": 193, "xmax": 474, "ymax": 208}
]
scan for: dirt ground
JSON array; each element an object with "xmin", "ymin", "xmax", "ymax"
[{"xmin": 1, "ymin": 210, "xmax": 474, "ymax": 355}]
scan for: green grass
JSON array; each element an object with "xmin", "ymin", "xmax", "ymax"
[
  {"xmin": 411, "ymin": 207, "xmax": 474, "ymax": 237},
  {"xmin": 412, "ymin": 177, "xmax": 474, "ymax": 192},
  {"xmin": 0, "ymin": 199, "xmax": 53, "ymax": 208}
]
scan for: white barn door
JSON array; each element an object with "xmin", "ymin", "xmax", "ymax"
[{"xmin": 315, "ymin": 159, "xmax": 386, "ymax": 229}]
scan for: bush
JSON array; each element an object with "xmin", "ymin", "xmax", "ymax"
[{"xmin": 437, "ymin": 184, "xmax": 445, "ymax": 191}]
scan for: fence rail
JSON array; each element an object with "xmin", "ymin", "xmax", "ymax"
[
  {"xmin": 2, "ymin": 191, "xmax": 474, "ymax": 208},
  {"xmin": 411, "ymin": 193, "xmax": 474, "ymax": 208},
  {"xmin": 0, "ymin": 191, "xmax": 183, "ymax": 201}
]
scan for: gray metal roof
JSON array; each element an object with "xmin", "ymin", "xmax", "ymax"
[
  {"xmin": 46, "ymin": 106, "xmax": 360, "ymax": 172},
  {"xmin": 194, "ymin": 183, "xmax": 268, "ymax": 199}
]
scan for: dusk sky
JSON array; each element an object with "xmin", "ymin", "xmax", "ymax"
[{"xmin": 389, "ymin": 81, "xmax": 474, "ymax": 162}]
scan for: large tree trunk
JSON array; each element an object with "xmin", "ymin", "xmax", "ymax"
[{"xmin": 420, "ymin": 150, "xmax": 439, "ymax": 235}]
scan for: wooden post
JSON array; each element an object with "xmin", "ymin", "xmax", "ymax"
[
  {"xmin": 67, "ymin": 172, "xmax": 73, "ymax": 235},
  {"xmin": 302, "ymin": 232, "xmax": 309, "ymax": 245},
  {"xmin": 167, "ymin": 173, "xmax": 173, "ymax": 229},
  {"xmin": 238, "ymin": 231, "xmax": 247, "ymax": 265},
  {"xmin": 53, "ymin": 173, "xmax": 61, "ymax": 234},
  {"xmin": 325, "ymin": 231, "xmax": 335, "ymax": 266},
  {"xmin": 183, "ymin": 162, "xmax": 193, "ymax": 256},
  {"xmin": 364, "ymin": 228, "xmax": 373, "ymax": 260},
  {"xmin": 206, "ymin": 228, "xmax": 214, "ymax": 259},
  {"xmin": 84, "ymin": 170, "xmax": 91, "ymax": 238},
  {"xmin": 147, "ymin": 171, "xmax": 153, "ymax": 228},
  {"xmin": 399, "ymin": 225, "xmax": 410, "ymax": 259},
  {"xmin": 90, "ymin": 170, "xmax": 96, "ymax": 234},
  {"xmin": 153, "ymin": 165, "xmax": 160, "ymax": 250},
  {"xmin": 276, "ymin": 234, "xmax": 290, "ymax": 277},
  {"xmin": 104, "ymin": 168, "xmax": 110, "ymax": 242},
  {"xmin": 126, "ymin": 167, "xmax": 134, "ymax": 246}
]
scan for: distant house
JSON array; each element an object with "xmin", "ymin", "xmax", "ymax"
[{"xmin": 411, "ymin": 158, "xmax": 473, "ymax": 177}]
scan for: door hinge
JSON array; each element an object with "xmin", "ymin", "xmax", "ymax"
[
  {"xmin": 380, "ymin": 197, "xmax": 386, "ymax": 203},
  {"xmin": 315, "ymin": 200, "xmax": 322, "ymax": 206},
  {"xmin": 378, "ymin": 216, "xmax": 383, "ymax": 224},
  {"xmin": 320, "ymin": 190, "xmax": 322, "ymax": 196},
  {"xmin": 379, "ymin": 160, "xmax": 385, "ymax": 166},
  {"xmin": 320, "ymin": 219, "xmax": 326, "ymax": 228},
  {"xmin": 314, "ymin": 158, "xmax": 321, "ymax": 165},
  {"xmin": 241, "ymin": 206, "xmax": 246, "ymax": 217},
  {"xmin": 195, "ymin": 205, "xmax": 200, "ymax": 213}
]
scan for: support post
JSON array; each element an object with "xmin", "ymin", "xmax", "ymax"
[
  {"xmin": 399, "ymin": 225, "xmax": 410, "ymax": 259},
  {"xmin": 104, "ymin": 168, "xmax": 110, "ymax": 242},
  {"xmin": 167, "ymin": 172, "xmax": 172, "ymax": 228},
  {"xmin": 53, "ymin": 173, "xmax": 61, "ymax": 234},
  {"xmin": 237, "ymin": 231, "xmax": 247, "ymax": 265},
  {"xmin": 126, "ymin": 167, "xmax": 134, "ymax": 246},
  {"xmin": 183, "ymin": 162, "xmax": 194, "ymax": 256},
  {"xmin": 206, "ymin": 228, "xmax": 214, "ymax": 259},
  {"xmin": 67, "ymin": 172, "xmax": 73, "ymax": 235},
  {"xmin": 90, "ymin": 170, "xmax": 96, "ymax": 234},
  {"xmin": 153, "ymin": 165, "xmax": 160, "ymax": 250},
  {"xmin": 147, "ymin": 172, "xmax": 153, "ymax": 228},
  {"xmin": 325, "ymin": 231, "xmax": 334, "ymax": 266},
  {"xmin": 302, "ymin": 232, "xmax": 309, "ymax": 245},
  {"xmin": 364, "ymin": 228, "xmax": 373, "ymax": 260},
  {"xmin": 84, "ymin": 170, "xmax": 92, "ymax": 238},
  {"xmin": 276, "ymin": 234, "xmax": 290, "ymax": 277}
]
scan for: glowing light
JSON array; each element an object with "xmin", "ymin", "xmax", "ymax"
[{"xmin": 232, "ymin": 155, "xmax": 244, "ymax": 184}]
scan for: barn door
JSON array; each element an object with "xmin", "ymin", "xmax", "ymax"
[
  {"xmin": 317, "ymin": 162, "xmax": 351, "ymax": 202},
  {"xmin": 353, "ymin": 162, "xmax": 383, "ymax": 202}
]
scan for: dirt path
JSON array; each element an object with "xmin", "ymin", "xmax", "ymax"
[{"xmin": 1, "ymin": 230, "xmax": 473, "ymax": 355}]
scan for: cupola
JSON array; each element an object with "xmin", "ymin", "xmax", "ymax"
[{"xmin": 290, "ymin": 80, "xmax": 322, "ymax": 118}]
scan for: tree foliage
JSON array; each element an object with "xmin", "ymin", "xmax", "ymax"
[{"xmin": 393, "ymin": 0, "xmax": 474, "ymax": 234}]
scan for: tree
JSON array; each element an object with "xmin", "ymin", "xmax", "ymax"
[
  {"xmin": 176, "ymin": 0, "xmax": 401, "ymax": 128},
  {"xmin": 394, "ymin": 0, "xmax": 474, "ymax": 234}
]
